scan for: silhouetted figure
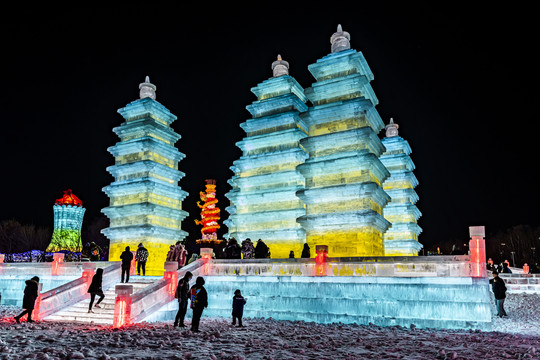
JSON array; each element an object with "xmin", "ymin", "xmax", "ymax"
[
  {"xmin": 254, "ymin": 239, "xmax": 270, "ymax": 259},
  {"xmin": 190, "ymin": 276, "xmax": 208, "ymax": 332},
  {"xmin": 301, "ymin": 243, "xmax": 311, "ymax": 258},
  {"xmin": 88, "ymin": 268, "xmax": 105, "ymax": 313},
  {"xmin": 14, "ymin": 276, "xmax": 39, "ymax": 323},
  {"xmin": 241, "ymin": 238, "xmax": 255, "ymax": 259},
  {"xmin": 225, "ymin": 238, "xmax": 242, "ymax": 259},
  {"xmin": 89, "ymin": 242, "xmax": 102, "ymax": 261},
  {"xmin": 289, "ymin": 251, "xmax": 295, "ymax": 258},
  {"xmin": 174, "ymin": 271, "xmax": 193, "ymax": 327},
  {"xmin": 489, "ymin": 271, "xmax": 508, "ymax": 317},
  {"xmin": 120, "ymin": 246, "xmax": 133, "ymax": 283},
  {"xmin": 232, "ymin": 289, "xmax": 247, "ymax": 327}
]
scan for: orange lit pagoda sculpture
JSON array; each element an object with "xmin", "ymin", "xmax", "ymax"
[{"xmin": 195, "ymin": 180, "xmax": 224, "ymax": 248}]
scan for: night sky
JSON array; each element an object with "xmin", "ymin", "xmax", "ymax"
[{"xmin": 1, "ymin": 4, "xmax": 537, "ymax": 252}]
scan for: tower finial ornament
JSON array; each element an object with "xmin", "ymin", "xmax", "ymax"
[
  {"xmin": 271, "ymin": 54, "xmax": 290, "ymax": 77},
  {"xmin": 330, "ymin": 24, "xmax": 351, "ymax": 53},
  {"xmin": 385, "ymin": 118, "xmax": 399, "ymax": 137},
  {"xmin": 139, "ymin": 76, "xmax": 157, "ymax": 100}
]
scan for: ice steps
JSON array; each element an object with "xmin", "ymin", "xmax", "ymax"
[{"xmin": 44, "ymin": 278, "xmax": 155, "ymax": 325}]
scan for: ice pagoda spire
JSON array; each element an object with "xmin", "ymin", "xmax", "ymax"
[
  {"xmin": 139, "ymin": 76, "xmax": 157, "ymax": 100},
  {"xmin": 330, "ymin": 24, "xmax": 351, "ymax": 53},
  {"xmin": 272, "ymin": 54, "xmax": 290, "ymax": 77},
  {"xmin": 385, "ymin": 117, "xmax": 399, "ymax": 137}
]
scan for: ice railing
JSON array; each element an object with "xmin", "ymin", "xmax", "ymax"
[
  {"xmin": 37, "ymin": 262, "xmax": 121, "ymax": 320},
  {"xmin": 204, "ymin": 255, "xmax": 483, "ymax": 277},
  {"xmin": 113, "ymin": 259, "xmax": 205, "ymax": 326}
]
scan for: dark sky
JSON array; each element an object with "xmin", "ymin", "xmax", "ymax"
[{"xmin": 0, "ymin": 4, "xmax": 537, "ymax": 251}]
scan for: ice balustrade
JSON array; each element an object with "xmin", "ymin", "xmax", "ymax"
[
  {"xmin": 112, "ymin": 259, "xmax": 205, "ymax": 327},
  {"xmin": 497, "ymin": 273, "xmax": 540, "ymax": 293},
  {"xmin": 205, "ymin": 255, "xmax": 482, "ymax": 278},
  {"xmin": 36, "ymin": 262, "xmax": 121, "ymax": 320}
]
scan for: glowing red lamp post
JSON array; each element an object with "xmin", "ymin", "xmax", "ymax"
[
  {"xmin": 315, "ymin": 245, "xmax": 329, "ymax": 276},
  {"xmin": 130, "ymin": 250, "xmax": 137, "ymax": 276},
  {"xmin": 200, "ymin": 248, "xmax": 213, "ymax": 275},
  {"xmin": 469, "ymin": 226, "xmax": 487, "ymax": 277},
  {"xmin": 51, "ymin": 253, "xmax": 65, "ymax": 276},
  {"xmin": 523, "ymin": 263, "xmax": 530, "ymax": 274},
  {"xmin": 164, "ymin": 261, "xmax": 178, "ymax": 296},
  {"xmin": 113, "ymin": 284, "xmax": 133, "ymax": 328},
  {"xmin": 32, "ymin": 282, "xmax": 44, "ymax": 321}
]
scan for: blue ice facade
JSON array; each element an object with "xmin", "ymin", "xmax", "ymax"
[
  {"xmin": 225, "ymin": 65, "xmax": 309, "ymax": 258},
  {"xmin": 380, "ymin": 125, "xmax": 423, "ymax": 256},
  {"xmin": 296, "ymin": 47, "xmax": 391, "ymax": 258},
  {"xmin": 101, "ymin": 86, "xmax": 188, "ymax": 275}
]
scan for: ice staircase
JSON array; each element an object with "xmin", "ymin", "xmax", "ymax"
[{"xmin": 44, "ymin": 277, "xmax": 156, "ymax": 325}]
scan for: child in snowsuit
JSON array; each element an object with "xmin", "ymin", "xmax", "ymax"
[
  {"xmin": 190, "ymin": 276, "xmax": 208, "ymax": 332},
  {"xmin": 14, "ymin": 276, "xmax": 40, "ymax": 323},
  {"xmin": 232, "ymin": 289, "xmax": 247, "ymax": 327},
  {"xmin": 88, "ymin": 268, "xmax": 105, "ymax": 313}
]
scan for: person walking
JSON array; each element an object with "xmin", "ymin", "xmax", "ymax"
[
  {"xmin": 232, "ymin": 289, "xmax": 247, "ymax": 327},
  {"xmin": 120, "ymin": 246, "xmax": 134, "ymax": 283},
  {"xmin": 190, "ymin": 276, "xmax": 208, "ymax": 332},
  {"xmin": 135, "ymin": 243, "xmax": 149, "ymax": 276},
  {"xmin": 174, "ymin": 271, "xmax": 193, "ymax": 327},
  {"xmin": 241, "ymin": 238, "xmax": 255, "ymax": 259},
  {"xmin": 14, "ymin": 276, "xmax": 40, "ymax": 324},
  {"xmin": 489, "ymin": 271, "xmax": 508, "ymax": 317},
  {"xmin": 254, "ymin": 239, "xmax": 270, "ymax": 259},
  {"xmin": 301, "ymin": 243, "xmax": 311, "ymax": 258},
  {"xmin": 88, "ymin": 268, "xmax": 105, "ymax": 313}
]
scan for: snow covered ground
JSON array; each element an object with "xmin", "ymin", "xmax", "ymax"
[{"xmin": 1, "ymin": 293, "xmax": 539, "ymax": 360}]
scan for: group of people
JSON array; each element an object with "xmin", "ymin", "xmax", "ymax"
[
  {"xmin": 119, "ymin": 243, "xmax": 150, "ymax": 283},
  {"xmin": 222, "ymin": 238, "xmax": 271, "ymax": 259},
  {"xmin": 166, "ymin": 241, "xmax": 188, "ymax": 269},
  {"xmin": 173, "ymin": 271, "xmax": 246, "ymax": 332}
]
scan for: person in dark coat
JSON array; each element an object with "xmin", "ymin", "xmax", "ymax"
[
  {"xmin": 135, "ymin": 243, "xmax": 149, "ymax": 276},
  {"xmin": 120, "ymin": 246, "xmax": 134, "ymax": 283},
  {"xmin": 301, "ymin": 243, "xmax": 311, "ymax": 258},
  {"xmin": 502, "ymin": 262, "xmax": 512, "ymax": 274},
  {"xmin": 190, "ymin": 276, "xmax": 208, "ymax": 332},
  {"xmin": 88, "ymin": 268, "xmax": 105, "ymax": 313},
  {"xmin": 232, "ymin": 289, "xmax": 247, "ymax": 327},
  {"xmin": 489, "ymin": 271, "xmax": 508, "ymax": 317},
  {"xmin": 254, "ymin": 239, "xmax": 270, "ymax": 259},
  {"xmin": 225, "ymin": 238, "xmax": 241, "ymax": 259},
  {"xmin": 14, "ymin": 276, "xmax": 40, "ymax": 323},
  {"xmin": 289, "ymin": 251, "xmax": 295, "ymax": 258},
  {"xmin": 174, "ymin": 271, "xmax": 193, "ymax": 327}
]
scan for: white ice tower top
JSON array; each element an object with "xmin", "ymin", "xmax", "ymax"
[
  {"xmin": 139, "ymin": 76, "xmax": 157, "ymax": 100},
  {"xmin": 385, "ymin": 118, "xmax": 400, "ymax": 137},
  {"xmin": 330, "ymin": 24, "xmax": 351, "ymax": 53},
  {"xmin": 272, "ymin": 54, "xmax": 290, "ymax": 77}
]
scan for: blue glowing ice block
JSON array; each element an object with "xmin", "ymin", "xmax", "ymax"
[
  {"xmin": 296, "ymin": 27, "xmax": 390, "ymax": 257},
  {"xmin": 101, "ymin": 78, "xmax": 188, "ymax": 274},
  {"xmin": 225, "ymin": 57, "xmax": 309, "ymax": 258},
  {"xmin": 380, "ymin": 119, "xmax": 422, "ymax": 255}
]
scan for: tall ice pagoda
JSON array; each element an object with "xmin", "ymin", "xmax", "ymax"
[
  {"xmin": 380, "ymin": 118, "xmax": 422, "ymax": 255},
  {"xmin": 225, "ymin": 55, "xmax": 309, "ymax": 258},
  {"xmin": 296, "ymin": 25, "xmax": 391, "ymax": 257},
  {"xmin": 101, "ymin": 77, "xmax": 188, "ymax": 275}
]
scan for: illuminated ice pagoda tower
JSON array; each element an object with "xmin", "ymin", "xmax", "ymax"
[
  {"xmin": 102, "ymin": 77, "xmax": 188, "ymax": 275},
  {"xmin": 296, "ymin": 25, "xmax": 391, "ymax": 257},
  {"xmin": 225, "ymin": 55, "xmax": 309, "ymax": 258},
  {"xmin": 47, "ymin": 189, "xmax": 85, "ymax": 253},
  {"xmin": 380, "ymin": 118, "xmax": 422, "ymax": 255}
]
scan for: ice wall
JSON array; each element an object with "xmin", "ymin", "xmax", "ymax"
[{"xmin": 146, "ymin": 274, "xmax": 491, "ymax": 330}]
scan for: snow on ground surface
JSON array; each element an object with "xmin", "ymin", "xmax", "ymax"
[{"xmin": 0, "ymin": 293, "xmax": 539, "ymax": 360}]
